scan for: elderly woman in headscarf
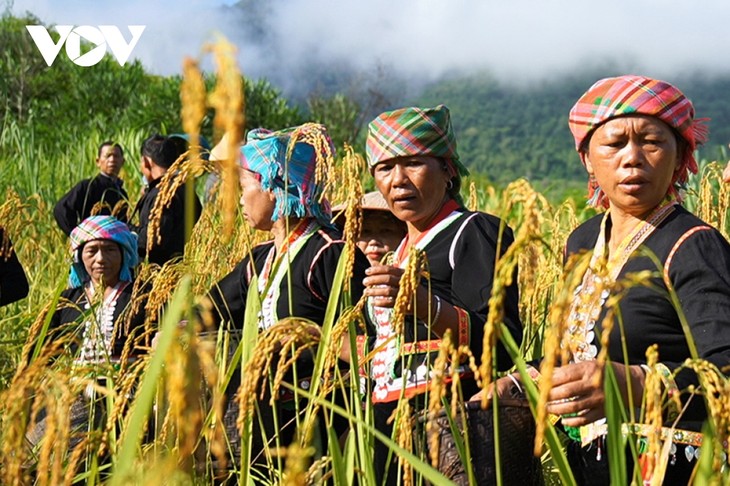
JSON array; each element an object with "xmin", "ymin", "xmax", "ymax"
[
  {"xmin": 204, "ymin": 123, "xmax": 370, "ymax": 473},
  {"xmin": 532, "ymin": 75, "xmax": 730, "ymax": 485},
  {"xmin": 358, "ymin": 105, "xmax": 524, "ymax": 484},
  {"xmin": 49, "ymin": 215, "xmax": 144, "ymax": 363},
  {"xmin": 26, "ymin": 215, "xmax": 145, "ymax": 454}
]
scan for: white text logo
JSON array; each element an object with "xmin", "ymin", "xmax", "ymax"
[{"xmin": 26, "ymin": 25, "xmax": 146, "ymax": 67}]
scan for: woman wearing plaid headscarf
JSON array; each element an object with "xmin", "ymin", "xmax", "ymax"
[
  {"xmin": 26, "ymin": 215, "xmax": 147, "ymax": 456},
  {"xmin": 360, "ymin": 105, "xmax": 526, "ymax": 484},
  {"xmin": 49, "ymin": 214, "xmax": 145, "ymax": 364},
  {"xmin": 528, "ymin": 75, "xmax": 730, "ymax": 485},
  {"xmin": 204, "ymin": 123, "xmax": 370, "ymax": 477}
]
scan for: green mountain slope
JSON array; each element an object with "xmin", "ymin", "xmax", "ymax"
[{"xmin": 414, "ymin": 72, "xmax": 730, "ymax": 186}]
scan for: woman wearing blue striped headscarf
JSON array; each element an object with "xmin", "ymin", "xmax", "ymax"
[
  {"xmin": 204, "ymin": 123, "xmax": 371, "ymax": 476},
  {"xmin": 51, "ymin": 214, "xmax": 145, "ymax": 363},
  {"xmin": 26, "ymin": 215, "xmax": 148, "ymax": 458}
]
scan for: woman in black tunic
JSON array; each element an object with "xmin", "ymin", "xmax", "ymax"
[
  {"xmin": 27, "ymin": 215, "xmax": 144, "ymax": 455},
  {"xmin": 361, "ymin": 104, "xmax": 524, "ymax": 484},
  {"xmin": 204, "ymin": 124, "xmax": 370, "ymax": 477},
  {"xmin": 538, "ymin": 75, "xmax": 730, "ymax": 485}
]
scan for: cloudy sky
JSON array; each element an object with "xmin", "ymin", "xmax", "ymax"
[{"xmin": 10, "ymin": 0, "xmax": 730, "ymax": 96}]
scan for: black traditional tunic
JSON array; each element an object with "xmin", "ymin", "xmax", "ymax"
[
  {"xmin": 27, "ymin": 281, "xmax": 147, "ymax": 454},
  {"xmin": 361, "ymin": 208, "xmax": 522, "ymax": 403},
  {"xmin": 130, "ymin": 177, "xmax": 202, "ymax": 265},
  {"xmin": 54, "ymin": 174, "xmax": 129, "ymax": 236},
  {"xmin": 564, "ymin": 202, "xmax": 730, "ymax": 485},
  {"xmin": 566, "ymin": 203, "xmax": 730, "ymax": 427},
  {"xmin": 360, "ymin": 206, "xmax": 523, "ymax": 486},
  {"xmin": 48, "ymin": 281, "xmax": 147, "ymax": 361},
  {"xmin": 205, "ymin": 220, "xmax": 370, "ymax": 464},
  {"xmin": 208, "ymin": 223, "xmax": 368, "ymax": 331},
  {"xmin": 0, "ymin": 229, "xmax": 29, "ymax": 307}
]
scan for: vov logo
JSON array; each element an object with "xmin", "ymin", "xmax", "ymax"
[{"xmin": 26, "ymin": 25, "xmax": 146, "ymax": 67}]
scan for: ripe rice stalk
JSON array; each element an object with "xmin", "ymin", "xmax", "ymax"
[
  {"xmin": 206, "ymin": 37, "xmax": 245, "ymax": 240},
  {"xmin": 479, "ymin": 179, "xmax": 550, "ymax": 394},
  {"xmin": 335, "ymin": 145, "xmax": 364, "ymax": 293}
]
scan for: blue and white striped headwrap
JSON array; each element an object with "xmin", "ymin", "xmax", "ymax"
[{"xmin": 239, "ymin": 123, "xmax": 335, "ymax": 228}]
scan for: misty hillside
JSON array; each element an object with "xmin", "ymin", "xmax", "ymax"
[{"xmin": 413, "ymin": 72, "xmax": 730, "ymax": 185}]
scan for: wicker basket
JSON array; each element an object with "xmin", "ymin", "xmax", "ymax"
[{"xmin": 413, "ymin": 401, "xmax": 543, "ymax": 486}]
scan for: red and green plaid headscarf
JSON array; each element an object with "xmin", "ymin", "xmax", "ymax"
[
  {"xmin": 366, "ymin": 104, "xmax": 469, "ymax": 204},
  {"xmin": 568, "ymin": 75, "xmax": 709, "ymax": 208}
]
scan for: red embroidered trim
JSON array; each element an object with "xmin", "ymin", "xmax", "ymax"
[
  {"xmin": 372, "ymin": 371, "xmax": 475, "ymax": 403},
  {"xmin": 395, "ymin": 199, "xmax": 460, "ymax": 263},
  {"xmin": 455, "ymin": 306, "xmax": 470, "ymax": 347},
  {"xmin": 401, "ymin": 339, "xmax": 441, "ymax": 354},
  {"xmin": 307, "ymin": 238, "xmax": 344, "ymax": 302},
  {"xmin": 663, "ymin": 226, "xmax": 711, "ymax": 286}
]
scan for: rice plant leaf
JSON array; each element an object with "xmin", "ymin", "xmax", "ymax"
[
  {"xmin": 30, "ymin": 280, "xmax": 66, "ymax": 363},
  {"xmin": 344, "ymin": 425, "xmax": 356, "ymax": 486},
  {"xmin": 110, "ymin": 276, "xmax": 191, "ymax": 485},
  {"xmin": 604, "ymin": 364, "xmax": 628, "ymax": 486},
  {"xmin": 281, "ymin": 380, "xmax": 456, "ymax": 485},
  {"xmin": 500, "ymin": 323, "xmax": 577, "ymax": 486},
  {"xmin": 327, "ymin": 417, "xmax": 346, "ymax": 486},
  {"xmin": 695, "ymin": 421, "xmax": 716, "ymax": 485},
  {"xmin": 239, "ymin": 274, "xmax": 262, "ymax": 486}
]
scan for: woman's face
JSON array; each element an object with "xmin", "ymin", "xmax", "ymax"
[
  {"xmin": 81, "ymin": 239, "xmax": 122, "ymax": 286},
  {"xmin": 585, "ymin": 115, "xmax": 680, "ymax": 219},
  {"xmin": 239, "ymin": 168, "xmax": 276, "ymax": 231},
  {"xmin": 356, "ymin": 212, "xmax": 406, "ymax": 265},
  {"xmin": 372, "ymin": 155, "xmax": 451, "ymax": 231}
]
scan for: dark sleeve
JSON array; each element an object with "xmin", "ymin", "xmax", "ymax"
[
  {"xmin": 45, "ymin": 288, "xmax": 83, "ymax": 343},
  {"xmin": 146, "ymin": 189, "xmax": 201, "ymax": 264},
  {"xmin": 663, "ymin": 228, "xmax": 730, "ymax": 390},
  {"xmin": 308, "ymin": 240, "xmax": 369, "ymax": 310},
  {"xmin": 449, "ymin": 213, "xmax": 523, "ymax": 372},
  {"xmin": 54, "ymin": 180, "xmax": 88, "ymax": 236},
  {"xmin": 205, "ymin": 258, "xmax": 251, "ymax": 329},
  {"xmin": 133, "ymin": 195, "xmax": 152, "ymax": 260},
  {"xmin": 114, "ymin": 282, "xmax": 150, "ymax": 357},
  {"xmin": 0, "ymin": 234, "xmax": 29, "ymax": 307}
]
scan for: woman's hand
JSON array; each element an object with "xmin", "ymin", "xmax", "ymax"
[
  {"xmin": 469, "ymin": 374, "xmax": 529, "ymax": 408},
  {"xmin": 545, "ymin": 361, "xmax": 645, "ymax": 427},
  {"xmin": 363, "ymin": 264, "xmax": 405, "ymax": 308},
  {"xmin": 545, "ymin": 361, "xmax": 606, "ymax": 427}
]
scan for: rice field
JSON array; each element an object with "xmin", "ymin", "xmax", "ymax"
[{"xmin": 1, "ymin": 40, "xmax": 730, "ymax": 485}]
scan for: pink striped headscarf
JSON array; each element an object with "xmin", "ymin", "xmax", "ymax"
[{"xmin": 568, "ymin": 75, "xmax": 709, "ymax": 208}]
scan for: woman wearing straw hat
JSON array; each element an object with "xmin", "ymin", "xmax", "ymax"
[
  {"xmin": 360, "ymin": 105, "xmax": 526, "ymax": 484},
  {"xmin": 333, "ymin": 190, "xmax": 407, "ymax": 266},
  {"xmin": 204, "ymin": 124, "xmax": 370, "ymax": 478},
  {"xmin": 523, "ymin": 75, "xmax": 730, "ymax": 485}
]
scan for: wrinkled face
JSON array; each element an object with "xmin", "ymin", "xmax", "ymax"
[
  {"xmin": 81, "ymin": 239, "xmax": 122, "ymax": 286},
  {"xmin": 239, "ymin": 168, "xmax": 276, "ymax": 231},
  {"xmin": 372, "ymin": 155, "xmax": 451, "ymax": 230},
  {"xmin": 96, "ymin": 145, "xmax": 124, "ymax": 178},
  {"xmin": 585, "ymin": 115, "xmax": 680, "ymax": 219},
  {"xmin": 356, "ymin": 212, "xmax": 406, "ymax": 265}
]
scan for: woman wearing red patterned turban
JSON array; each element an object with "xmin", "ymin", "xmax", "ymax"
[
  {"xmin": 360, "ymin": 105, "xmax": 525, "ymax": 484},
  {"xmin": 537, "ymin": 75, "xmax": 730, "ymax": 485}
]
